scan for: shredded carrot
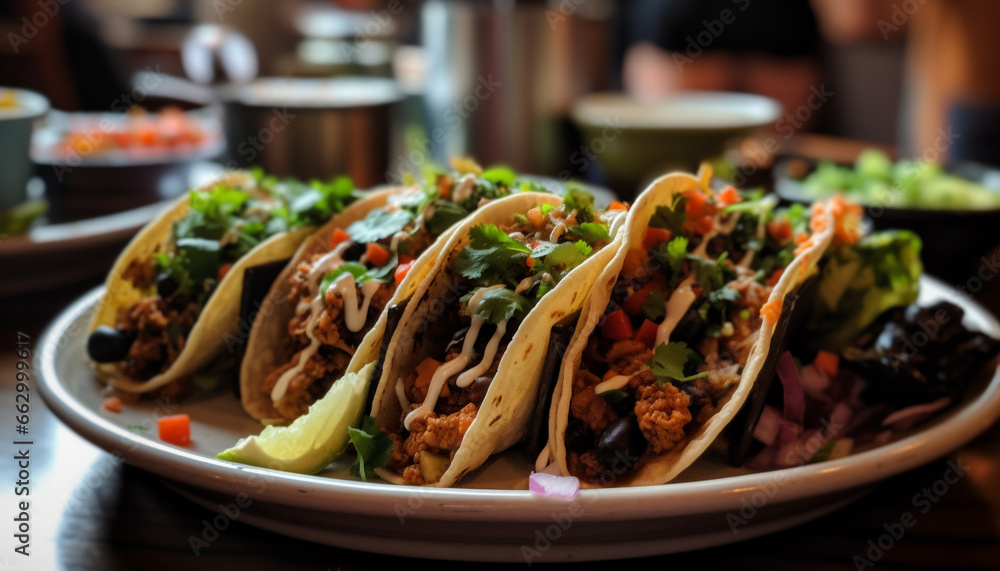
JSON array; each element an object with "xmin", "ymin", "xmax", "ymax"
[
  {"xmin": 794, "ymin": 237, "xmax": 815, "ymax": 256},
  {"xmin": 767, "ymin": 220, "xmax": 793, "ymax": 243},
  {"xmin": 760, "ymin": 299, "xmax": 782, "ymax": 323},
  {"xmin": 608, "ymin": 200, "xmax": 629, "ymax": 211},
  {"xmin": 718, "ymin": 186, "xmax": 742, "ymax": 206},
  {"xmin": 103, "ymin": 396, "xmax": 122, "ymax": 413},
  {"xmin": 815, "ymin": 350, "xmax": 840, "ymax": 377},
  {"xmin": 526, "ymin": 207, "xmax": 544, "ymax": 228}
]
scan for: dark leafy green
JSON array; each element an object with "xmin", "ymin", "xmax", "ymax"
[{"xmin": 347, "ymin": 416, "xmax": 393, "ymax": 481}]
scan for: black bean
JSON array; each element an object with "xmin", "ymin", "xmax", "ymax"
[
  {"xmin": 87, "ymin": 326, "xmax": 134, "ymax": 363},
  {"xmin": 595, "ymin": 416, "xmax": 646, "ymax": 469},
  {"xmin": 155, "ymin": 273, "xmax": 178, "ymax": 298},
  {"xmin": 341, "ymin": 241, "xmax": 366, "ymax": 261}
]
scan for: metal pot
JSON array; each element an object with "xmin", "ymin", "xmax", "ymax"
[{"xmin": 220, "ymin": 77, "xmax": 402, "ymax": 188}]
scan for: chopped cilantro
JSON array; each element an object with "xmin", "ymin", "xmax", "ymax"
[
  {"xmin": 471, "ymin": 286, "xmax": 532, "ymax": 323},
  {"xmin": 346, "ymin": 209, "xmax": 415, "ymax": 244},
  {"xmin": 347, "ymin": 416, "xmax": 393, "ymax": 481},
  {"xmin": 426, "ymin": 201, "xmax": 468, "ymax": 235},
  {"xmin": 453, "ymin": 224, "xmax": 532, "ymax": 287},
  {"xmin": 567, "ymin": 222, "xmax": 612, "ymax": 244},
  {"xmin": 482, "ymin": 166, "xmax": 517, "ymax": 187},
  {"xmin": 641, "ymin": 290, "xmax": 666, "ymax": 322},
  {"xmin": 648, "ymin": 194, "xmax": 687, "ymax": 234},
  {"xmin": 562, "ymin": 186, "xmax": 597, "ymax": 223},
  {"xmin": 647, "ymin": 342, "xmax": 709, "ymax": 385}
]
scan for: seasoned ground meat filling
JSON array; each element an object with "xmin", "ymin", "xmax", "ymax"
[
  {"xmin": 566, "ymin": 271, "xmax": 774, "ymax": 483},
  {"xmin": 394, "ymin": 403, "xmax": 478, "ymax": 485},
  {"xmin": 116, "ymin": 297, "xmax": 199, "ymax": 381}
]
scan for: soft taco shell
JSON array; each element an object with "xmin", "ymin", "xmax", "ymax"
[
  {"xmin": 370, "ymin": 192, "xmax": 627, "ymax": 487},
  {"xmin": 240, "ymin": 186, "xmax": 451, "ymax": 421},
  {"xmin": 92, "ymin": 174, "xmax": 329, "ymax": 393},
  {"xmin": 547, "ymin": 172, "xmax": 835, "ymax": 487}
]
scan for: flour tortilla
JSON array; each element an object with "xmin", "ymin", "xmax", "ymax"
[
  {"xmin": 546, "ymin": 172, "xmax": 835, "ymax": 487},
  {"xmin": 91, "ymin": 174, "xmax": 345, "ymax": 393},
  {"xmin": 370, "ymin": 192, "xmax": 627, "ymax": 487},
  {"xmin": 240, "ymin": 186, "xmax": 454, "ymax": 421}
]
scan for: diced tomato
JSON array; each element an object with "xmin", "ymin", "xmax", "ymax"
[
  {"xmin": 684, "ymin": 188, "xmax": 709, "ymax": 218},
  {"xmin": 814, "ymin": 350, "xmax": 840, "ymax": 377},
  {"xmin": 399, "ymin": 253, "xmax": 414, "ymax": 265},
  {"xmin": 395, "ymin": 260, "xmax": 415, "ymax": 285},
  {"xmin": 527, "ymin": 207, "xmax": 545, "ymax": 229},
  {"xmin": 622, "ymin": 282, "xmax": 657, "ymax": 316},
  {"xmin": 158, "ymin": 414, "xmax": 191, "ymax": 446},
  {"xmin": 634, "ymin": 319, "xmax": 659, "ymax": 348},
  {"xmin": 109, "ymin": 131, "xmax": 133, "ymax": 149},
  {"xmin": 608, "ymin": 200, "xmax": 629, "ymax": 211},
  {"xmin": 525, "ymin": 256, "xmax": 535, "ymax": 268},
  {"xmin": 600, "ymin": 309, "xmax": 634, "ymax": 340},
  {"xmin": 329, "ymin": 228, "xmax": 350, "ymax": 249},
  {"xmin": 642, "ymin": 227, "xmax": 673, "ymax": 251},
  {"xmin": 438, "ymin": 174, "xmax": 453, "ymax": 198},
  {"xmin": 767, "ymin": 219, "xmax": 793, "ymax": 243},
  {"xmin": 684, "ymin": 215, "xmax": 714, "ymax": 236},
  {"xmin": 366, "ymin": 243, "xmax": 391, "ymax": 267},
  {"xmin": 103, "ymin": 396, "xmax": 122, "ymax": 413},
  {"xmin": 718, "ymin": 186, "xmax": 741, "ymax": 206},
  {"xmin": 217, "ymin": 263, "xmax": 233, "ymax": 281}
]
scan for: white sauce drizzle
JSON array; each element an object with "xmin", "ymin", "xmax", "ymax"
[
  {"xmin": 655, "ymin": 275, "xmax": 699, "ymax": 347},
  {"xmin": 307, "ymin": 241, "xmax": 352, "ymax": 287},
  {"xmin": 594, "ymin": 374, "xmax": 631, "ymax": 395},
  {"xmin": 549, "ymin": 223, "xmax": 566, "ymax": 243},
  {"xmin": 332, "ymin": 273, "xmax": 382, "ymax": 332},
  {"xmin": 402, "ymin": 285, "xmax": 506, "ymax": 430},
  {"xmin": 692, "ymin": 212, "xmax": 741, "ymax": 258},
  {"xmin": 455, "ymin": 319, "xmax": 507, "ymax": 388},
  {"xmin": 738, "ymin": 214, "xmax": 768, "ymax": 269},
  {"xmin": 514, "ymin": 275, "xmax": 540, "ymax": 294}
]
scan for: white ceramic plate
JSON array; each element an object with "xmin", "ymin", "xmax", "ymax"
[{"xmin": 36, "ymin": 278, "xmax": 1000, "ymax": 563}]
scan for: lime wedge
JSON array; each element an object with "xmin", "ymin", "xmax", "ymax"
[{"xmin": 217, "ymin": 362, "xmax": 374, "ymax": 474}]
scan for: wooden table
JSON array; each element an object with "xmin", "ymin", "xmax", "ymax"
[{"xmin": 3, "ymin": 271, "xmax": 1000, "ymax": 571}]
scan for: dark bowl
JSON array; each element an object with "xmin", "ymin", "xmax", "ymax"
[{"xmin": 774, "ymin": 157, "xmax": 1000, "ymax": 282}]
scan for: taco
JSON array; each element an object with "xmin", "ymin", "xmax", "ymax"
[
  {"xmin": 368, "ymin": 189, "xmax": 629, "ymax": 486},
  {"xmin": 240, "ymin": 161, "xmax": 551, "ymax": 423},
  {"xmin": 86, "ymin": 171, "xmax": 362, "ymax": 397},
  {"xmin": 541, "ymin": 170, "xmax": 841, "ymax": 487}
]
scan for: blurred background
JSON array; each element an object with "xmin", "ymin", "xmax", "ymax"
[{"xmin": 3, "ymin": 0, "xmax": 1000, "ymax": 296}]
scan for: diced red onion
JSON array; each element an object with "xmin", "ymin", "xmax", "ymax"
[
  {"xmin": 827, "ymin": 402, "xmax": 854, "ymax": 438},
  {"xmin": 882, "ymin": 397, "xmax": 951, "ymax": 430},
  {"xmin": 800, "ymin": 363, "xmax": 832, "ymax": 401},
  {"xmin": 777, "ymin": 421, "xmax": 800, "ymax": 446},
  {"xmin": 777, "ymin": 352, "xmax": 806, "ymax": 424},
  {"xmin": 754, "ymin": 405, "xmax": 782, "ymax": 446},
  {"xmin": 529, "ymin": 471, "xmax": 580, "ymax": 500}
]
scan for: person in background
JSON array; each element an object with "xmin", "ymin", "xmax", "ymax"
[{"xmin": 621, "ymin": 0, "xmax": 824, "ymax": 128}]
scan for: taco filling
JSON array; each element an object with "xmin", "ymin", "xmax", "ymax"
[
  {"xmin": 385, "ymin": 189, "xmax": 623, "ymax": 484},
  {"xmin": 563, "ymin": 184, "xmax": 848, "ymax": 484},
  {"xmin": 261, "ymin": 162, "xmax": 552, "ymax": 421},
  {"xmin": 87, "ymin": 173, "xmax": 358, "ymax": 398}
]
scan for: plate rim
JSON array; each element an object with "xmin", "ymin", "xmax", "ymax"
[{"xmin": 35, "ymin": 277, "xmax": 1000, "ymax": 523}]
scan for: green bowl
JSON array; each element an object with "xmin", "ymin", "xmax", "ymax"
[
  {"xmin": 0, "ymin": 88, "xmax": 49, "ymax": 210},
  {"xmin": 572, "ymin": 91, "xmax": 781, "ymax": 199}
]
